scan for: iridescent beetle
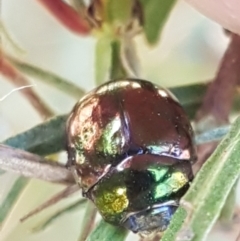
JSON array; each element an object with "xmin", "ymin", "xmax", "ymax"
[{"xmin": 66, "ymin": 79, "xmax": 197, "ymax": 234}]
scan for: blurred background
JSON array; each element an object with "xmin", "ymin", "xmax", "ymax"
[{"xmin": 0, "ymin": 0, "xmax": 238, "ymax": 241}]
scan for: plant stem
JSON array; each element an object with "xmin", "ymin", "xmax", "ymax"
[
  {"xmin": 194, "ymin": 33, "xmax": 240, "ymax": 169},
  {"xmin": 195, "ymin": 33, "xmax": 240, "ymax": 125},
  {"xmin": 110, "ymin": 40, "xmax": 127, "ymax": 79}
]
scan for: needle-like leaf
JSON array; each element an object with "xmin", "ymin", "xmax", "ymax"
[
  {"xmin": 86, "ymin": 219, "xmax": 128, "ymax": 241},
  {"xmin": 0, "ymin": 177, "xmax": 29, "ymax": 226},
  {"xmin": 7, "ymin": 56, "xmax": 85, "ymax": 99},
  {"xmin": 162, "ymin": 115, "xmax": 240, "ymax": 241},
  {"xmin": 2, "ymin": 115, "xmax": 68, "ymax": 156},
  {"xmin": 139, "ymin": 0, "xmax": 176, "ymax": 44}
]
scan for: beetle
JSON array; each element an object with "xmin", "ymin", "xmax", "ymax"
[{"xmin": 66, "ymin": 78, "xmax": 197, "ymax": 234}]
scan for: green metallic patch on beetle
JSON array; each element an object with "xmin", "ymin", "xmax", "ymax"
[
  {"xmin": 148, "ymin": 166, "xmax": 169, "ymax": 182},
  {"xmin": 95, "ymin": 185, "xmax": 129, "ymax": 223},
  {"xmin": 96, "ymin": 116, "xmax": 124, "ymax": 156},
  {"xmin": 154, "ymin": 171, "xmax": 188, "ymax": 199},
  {"xmin": 96, "ymin": 186, "xmax": 129, "ymax": 214},
  {"xmin": 91, "ymin": 160, "xmax": 190, "ymax": 225}
]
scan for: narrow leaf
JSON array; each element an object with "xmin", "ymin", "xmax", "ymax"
[
  {"xmin": 170, "ymin": 83, "xmax": 207, "ymax": 108},
  {"xmin": 86, "ymin": 220, "xmax": 128, "ymax": 241},
  {"xmin": 7, "ymin": 56, "xmax": 85, "ymax": 99},
  {"xmin": 2, "ymin": 115, "xmax": 67, "ymax": 156},
  {"xmin": 219, "ymin": 180, "xmax": 237, "ymax": 224},
  {"xmin": 0, "ymin": 177, "xmax": 29, "ymax": 225},
  {"xmin": 139, "ymin": 0, "xmax": 176, "ymax": 44},
  {"xmin": 161, "ymin": 207, "xmax": 187, "ymax": 241},
  {"xmin": 162, "ymin": 116, "xmax": 240, "ymax": 241},
  {"xmin": 170, "ymin": 82, "xmax": 207, "ymax": 119}
]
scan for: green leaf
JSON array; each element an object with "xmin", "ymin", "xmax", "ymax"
[
  {"xmin": 105, "ymin": 0, "xmax": 133, "ymax": 24},
  {"xmin": 139, "ymin": 0, "xmax": 176, "ymax": 44},
  {"xmin": 86, "ymin": 220, "xmax": 128, "ymax": 241},
  {"xmin": 162, "ymin": 116, "xmax": 240, "ymax": 241},
  {"xmin": 170, "ymin": 83, "xmax": 207, "ymax": 109},
  {"xmin": 0, "ymin": 177, "xmax": 29, "ymax": 225},
  {"xmin": 219, "ymin": 180, "xmax": 237, "ymax": 224},
  {"xmin": 7, "ymin": 56, "xmax": 85, "ymax": 99},
  {"xmin": 161, "ymin": 207, "xmax": 187, "ymax": 241},
  {"xmin": 170, "ymin": 83, "xmax": 207, "ymax": 119},
  {"xmin": 2, "ymin": 115, "xmax": 67, "ymax": 156},
  {"xmin": 95, "ymin": 36, "xmax": 112, "ymax": 85}
]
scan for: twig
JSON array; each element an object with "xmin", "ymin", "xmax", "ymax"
[
  {"xmin": 0, "ymin": 145, "xmax": 74, "ymax": 184},
  {"xmin": 194, "ymin": 33, "xmax": 240, "ymax": 168},
  {"xmin": 195, "ymin": 33, "xmax": 240, "ymax": 126}
]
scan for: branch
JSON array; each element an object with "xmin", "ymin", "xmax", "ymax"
[
  {"xmin": 195, "ymin": 33, "xmax": 240, "ymax": 125},
  {"xmin": 194, "ymin": 33, "xmax": 240, "ymax": 168}
]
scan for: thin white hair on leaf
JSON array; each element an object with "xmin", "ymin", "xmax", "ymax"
[{"xmin": 0, "ymin": 84, "xmax": 36, "ymax": 102}]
